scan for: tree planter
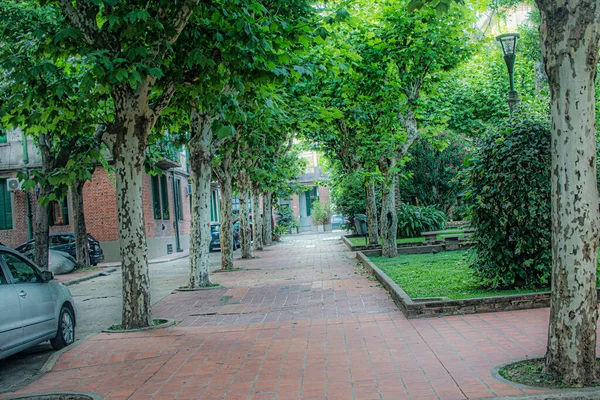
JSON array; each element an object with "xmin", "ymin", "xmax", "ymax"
[
  {"xmin": 290, "ymin": 227, "xmax": 298, "ymax": 234},
  {"xmin": 103, "ymin": 319, "xmax": 175, "ymax": 333},
  {"xmin": 317, "ymin": 225, "xmax": 325, "ymax": 233},
  {"xmin": 324, "ymin": 224, "xmax": 333, "ymax": 232}
]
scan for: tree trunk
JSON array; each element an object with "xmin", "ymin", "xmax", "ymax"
[
  {"xmin": 72, "ymin": 180, "xmax": 90, "ymax": 268},
  {"xmin": 263, "ymin": 192, "xmax": 273, "ymax": 246},
  {"xmin": 252, "ymin": 183, "xmax": 264, "ymax": 251},
  {"xmin": 188, "ymin": 108, "xmax": 214, "ymax": 287},
  {"xmin": 379, "ymin": 159, "xmax": 398, "ymax": 258},
  {"xmin": 365, "ymin": 180, "xmax": 379, "ymax": 246},
  {"xmin": 537, "ymin": 0, "xmax": 600, "ymax": 385},
  {"xmin": 114, "ymin": 132, "xmax": 152, "ymax": 329},
  {"xmin": 534, "ymin": 60, "xmax": 548, "ymax": 98},
  {"xmin": 33, "ymin": 187, "xmax": 51, "ymax": 270},
  {"xmin": 216, "ymin": 152, "xmax": 234, "ymax": 270},
  {"xmin": 237, "ymin": 168, "xmax": 252, "ymax": 259}
]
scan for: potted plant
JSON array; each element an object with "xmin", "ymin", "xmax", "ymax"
[
  {"xmin": 289, "ymin": 220, "xmax": 300, "ymax": 234},
  {"xmin": 312, "ymin": 200, "xmax": 332, "ymax": 233}
]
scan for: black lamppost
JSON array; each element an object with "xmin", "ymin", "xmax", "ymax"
[{"xmin": 496, "ymin": 33, "xmax": 520, "ymax": 115}]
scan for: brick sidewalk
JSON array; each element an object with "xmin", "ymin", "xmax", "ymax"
[{"xmin": 4, "ymin": 233, "xmax": 599, "ymax": 399}]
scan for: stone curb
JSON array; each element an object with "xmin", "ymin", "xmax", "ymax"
[
  {"xmin": 99, "ymin": 253, "xmax": 190, "ymax": 269},
  {"xmin": 39, "ymin": 334, "xmax": 97, "ymax": 375},
  {"xmin": 490, "ymin": 360, "xmax": 600, "ymax": 394},
  {"xmin": 173, "ymin": 286, "xmax": 224, "ymax": 292},
  {"xmin": 62, "ymin": 268, "xmax": 117, "ymax": 287},
  {"xmin": 356, "ymin": 251, "xmax": 600, "ymax": 319},
  {"xmin": 101, "ymin": 319, "xmax": 176, "ymax": 334},
  {"xmin": 4, "ymin": 391, "xmax": 104, "ymax": 400},
  {"xmin": 492, "ymin": 389, "xmax": 600, "ymax": 399}
]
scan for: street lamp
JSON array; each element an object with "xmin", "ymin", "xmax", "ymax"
[{"xmin": 496, "ymin": 33, "xmax": 520, "ymax": 115}]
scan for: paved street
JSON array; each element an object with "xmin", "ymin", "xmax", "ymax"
[
  {"xmin": 0, "ymin": 249, "xmax": 232, "ymax": 394},
  {"xmin": 2, "ymin": 233, "xmax": 600, "ymax": 399}
]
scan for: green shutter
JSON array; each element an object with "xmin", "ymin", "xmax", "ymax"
[
  {"xmin": 160, "ymin": 175, "xmax": 170, "ymax": 220},
  {"xmin": 305, "ymin": 190, "xmax": 311, "ymax": 217},
  {"xmin": 0, "ymin": 180, "xmax": 12, "ymax": 230},
  {"xmin": 175, "ymin": 179, "xmax": 183, "ymax": 220},
  {"xmin": 210, "ymin": 191, "xmax": 216, "ymax": 221},
  {"xmin": 151, "ymin": 176, "xmax": 161, "ymax": 219}
]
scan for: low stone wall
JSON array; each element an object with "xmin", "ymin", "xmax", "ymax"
[
  {"xmin": 356, "ymin": 250, "xmax": 599, "ymax": 319},
  {"xmin": 343, "ymin": 234, "xmax": 472, "ymax": 253}
]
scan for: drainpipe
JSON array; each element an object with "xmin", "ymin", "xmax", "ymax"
[
  {"xmin": 22, "ymin": 130, "xmax": 33, "ymax": 239},
  {"xmin": 171, "ymin": 171, "xmax": 182, "ymax": 252}
]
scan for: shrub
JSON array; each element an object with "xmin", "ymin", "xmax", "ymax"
[
  {"xmin": 396, "ymin": 203, "xmax": 447, "ymax": 238},
  {"xmin": 312, "ymin": 200, "xmax": 332, "ymax": 225},
  {"xmin": 465, "ymin": 118, "xmax": 551, "ymax": 289},
  {"xmin": 275, "ymin": 204, "xmax": 296, "ymax": 228}
]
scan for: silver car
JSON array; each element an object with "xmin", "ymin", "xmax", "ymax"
[{"xmin": 0, "ymin": 246, "xmax": 76, "ymax": 360}]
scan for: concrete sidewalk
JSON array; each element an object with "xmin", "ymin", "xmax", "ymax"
[{"xmin": 4, "ymin": 232, "xmax": 598, "ymax": 399}]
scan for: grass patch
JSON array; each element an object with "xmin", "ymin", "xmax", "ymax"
[
  {"xmin": 108, "ymin": 319, "xmax": 170, "ymax": 331},
  {"xmin": 370, "ymin": 250, "xmax": 548, "ymax": 300},
  {"xmin": 75, "ymin": 265, "xmax": 100, "ymax": 273},
  {"xmin": 499, "ymin": 358, "xmax": 600, "ymax": 388}
]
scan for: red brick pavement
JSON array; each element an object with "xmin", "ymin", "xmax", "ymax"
[{"xmin": 3, "ymin": 233, "xmax": 598, "ymax": 399}]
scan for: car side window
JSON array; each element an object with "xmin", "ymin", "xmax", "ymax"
[
  {"xmin": 51, "ymin": 236, "xmax": 71, "ymax": 246},
  {"xmin": 0, "ymin": 267, "xmax": 7, "ymax": 285},
  {"xmin": 2, "ymin": 252, "xmax": 41, "ymax": 284}
]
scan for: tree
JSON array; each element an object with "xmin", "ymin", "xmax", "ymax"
[
  {"xmin": 0, "ymin": 1, "xmax": 105, "ymax": 270},
  {"xmin": 23, "ymin": 0, "xmax": 200, "ymax": 329},
  {"xmin": 535, "ymin": 0, "xmax": 600, "ymax": 385}
]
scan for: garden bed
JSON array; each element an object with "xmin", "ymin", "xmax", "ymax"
[{"xmin": 357, "ymin": 249, "xmax": 600, "ymax": 318}]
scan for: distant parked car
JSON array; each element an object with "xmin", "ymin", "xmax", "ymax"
[
  {"xmin": 209, "ymin": 223, "xmax": 241, "ymax": 252},
  {"xmin": 331, "ymin": 215, "xmax": 344, "ymax": 230},
  {"xmin": 16, "ymin": 233, "xmax": 104, "ymax": 266},
  {"xmin": 0, "ymin": 246, "xmax": 76, "ymax": 360},
  {"xmin": 232, "ymin": 214, "xmax": 276, "ymax": 240}
]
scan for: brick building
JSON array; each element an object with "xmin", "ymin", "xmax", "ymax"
[
  {"xmin": 0, "ymin": 128, "xmax": 221, "ymax": 262},
  {"xmin": 279, "ymin": 149, "xmax": 331, "ymax": 232}
]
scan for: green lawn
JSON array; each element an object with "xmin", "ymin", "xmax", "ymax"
[{"xmin": 370, "ymin": 250, "xmax": 549, "ymax": 300}]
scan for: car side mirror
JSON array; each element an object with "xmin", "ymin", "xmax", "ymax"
[{"xmin": 41, "ymin": 270, "xmax": 54, "ymax": 282}]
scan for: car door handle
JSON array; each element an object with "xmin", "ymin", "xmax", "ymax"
[{"xmin": 19, "ymin": 290, "xmax": 27, "ymax": 298}]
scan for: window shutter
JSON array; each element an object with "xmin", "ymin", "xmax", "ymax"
[{"xmin": 0, "ymin": 180, "xmax": 12, "ymax": 230}]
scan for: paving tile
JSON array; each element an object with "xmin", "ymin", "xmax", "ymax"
[{"xmin": 4, "ymin": 233, "xmax": 600, "ymax": 400}]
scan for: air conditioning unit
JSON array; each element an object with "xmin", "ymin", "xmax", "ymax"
[
  {"xmin": 187, "ymin": 183, "xmax": 193, "ymax": 195},
  {"xmin": 6, "ymin": 178, "xmax": 22, "ymax": 192}
]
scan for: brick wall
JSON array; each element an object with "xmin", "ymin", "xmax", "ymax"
[{"xmin": 83, "ymin": 168, "xmax": 118, "ymax": 242}]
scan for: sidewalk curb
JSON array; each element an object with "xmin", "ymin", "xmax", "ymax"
[
  {"xmin": 98, "ymin": 253, "xmax": 189, "ymax": 269},
  {"xmin": 63, "ymin": 268, "xmax": 117, "ymax": 287},
  {"xmin": 39, "ymin": 334, "xmax": 96, "ymax": 375}
]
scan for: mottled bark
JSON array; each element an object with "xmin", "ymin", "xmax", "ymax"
[
  {"xmin": 72, "ymin": 180, "xmax": 90, "ymax": 268},
  {"xmin": 33, "ymin": 186, "xmax": 51, "ymax": 270},
  {"xmin": 237, "ymin": 168, "xmax": 252, "ymax": 259},
  {"xmin": 365, "ymin": 181, "xmax": 379, "ymax": 246},
  {"xmin": 379, "ymin": 158, "xmax": 398, "ymax": 258},
  {"xmin": 251, "ymin": 183, "xmax": 264, "ymax": 251},
  {"xmin": 536, "ymin": 0, "xmax": 600, "ymax": 385},
  {"xmin": 188, "ymin": 108, "xmax": 213, "ymax": 288},
  {"xmin": 114, "ymin": 130, "xmax": 152, "ymax": 329},
  {"xmin": 215, "ymin": 151, "xmax": 234, "ymax": 270},
  {"xmin": 534, "ymin": 60, "xmax": 548, "ymax": 98},
  {"xmin": 263, "ymin": 192, "xmax": 273, "ymax": 246}
]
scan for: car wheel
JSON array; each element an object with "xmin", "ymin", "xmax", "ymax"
[{"xmin": 50, "ymin": 306, "xmax": 75, "ymax": 350}]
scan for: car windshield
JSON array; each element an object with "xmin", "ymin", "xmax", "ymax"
[{"xmin": 210, "ymin": 225, "xmax": 221, "ymax": 233}]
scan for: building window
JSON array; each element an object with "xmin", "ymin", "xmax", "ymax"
[
  {"xmin": 151, "ymin": 176, "xmax": 161, "ymax": 220},
  {"xmin": 175, "ymin": 178, "xmax": 183, "ymax": 221},
  {"xmin": 50, "ymin": 197, "xmax": 69, "ymax": 226},
  {"xmin": 0, "ymin": 128, "xmax": 6, "ymax": 144},
  {"xmin": 0, "ymin": 179, "xmax": 13, "ymax": 230},
  {"xmin": 151, "ymin": 175, "xmax": 170, "ymax": 220},
  {"xmin": 160, "ymin": 175, "xmax": 170, "ymax": 220}
]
